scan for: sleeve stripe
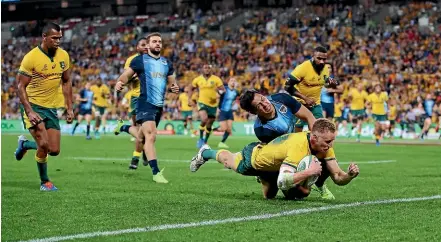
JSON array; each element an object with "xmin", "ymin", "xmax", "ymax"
[
  {"xmin": 18, "ymin": 70, "xmax": 32, "ymax": 78},
  {"xmin": 282, "ymin": 162, "xmax": 297, "ymax": 170},
  {"xmin": 324, "ymin": 158, "xmax": 336, "ymax": 162},
  {"xmin": 287, "ymin": 73, "xmax": 301, "ymax": 83}
]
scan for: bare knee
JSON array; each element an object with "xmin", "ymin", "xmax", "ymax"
[{"xmin": 145, "ymin": 129, "xmax": 157, "ymax": 143}]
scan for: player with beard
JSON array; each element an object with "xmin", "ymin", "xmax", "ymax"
[
  {"xmin": 14, "ymin": 22, "xmax": 74, "ymax": 191},
  {"xmin": 114, "ymin": 37, "xmax": 149, "ymax": 169},
  {"xmin": 116, "ymin": 33, "xmax": 179, "ymax": 183},
  {"xmin": 284, "ymin": 46, "xmax": 338, "ymax": 200}
]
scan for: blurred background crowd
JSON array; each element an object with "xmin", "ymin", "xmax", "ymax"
[{"xmin": 2, "ymin": 0, "xmax": 441, "ymax": 129}]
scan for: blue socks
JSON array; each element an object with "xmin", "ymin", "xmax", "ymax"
[
  {"xmin": 120, "ymin": 125, "xmax": 131, "ymax": 134},
  {"xmin": 148, "ymin": 159, "xmax": 160, "ymax": 175}
]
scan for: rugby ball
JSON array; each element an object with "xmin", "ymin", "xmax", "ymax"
[{"xmin": 297, "ymin": 155, "xmax": 320, "ymax": 187}]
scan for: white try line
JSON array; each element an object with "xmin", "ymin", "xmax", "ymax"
[
  {"xmin": 21, "ymin": 195, "xmax": 441, "ymax": 242},
  {"xmin": 67, "ymin": 157, "xmax": 396, "ymax": 165}
]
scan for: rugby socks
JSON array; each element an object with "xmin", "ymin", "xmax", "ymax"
[
  {"xmin": 86, "ymin": 125, "xmax": 91, "ymax": 136},
  {"xmin": 199, "ymin": 125, "xmax": 205, "ymax": 139},
  {"xmin": 221, "ymin": 131, "xmax": 229, "ymax": 142},
  {"xmin": 23, "ymin": 140, "xmax": 37, "ymax": 150},
  {"xmin": 72, "ymin": 122, "xmax": 79, "ymax": 134},
  {"xmin": 204, "ymin": 127, "xmax": 212, "ymax": 143},
  {"xmin": 131, "ymin": 151, "xmax": 141, "ymax": 167},
  {"xmin": 148, "ymin": 159, "xmax": 160, "ymax": 175},
  {"xmin": 35, "ymin": 154, "xmax": 49, "ymax": 183},
  {"xmin": 202, "ymin": 149, "xmax": 217, "ymax": 161},
  {"xmin": 120, "ymin": 125, "xmax": 131, "ymax": 134}
]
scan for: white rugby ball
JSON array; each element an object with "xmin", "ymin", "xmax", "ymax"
[{"xmin": 296, "ymin": 155, "xmax": 319, "ymax": 187}]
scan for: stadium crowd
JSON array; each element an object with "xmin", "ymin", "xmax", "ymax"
[{"xmin": 2, "ymin": 2, "xmax": 441, "ymax": 131}]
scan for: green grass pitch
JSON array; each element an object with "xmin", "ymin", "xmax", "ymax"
[{"xmin": 2, "ymin": 134, "xmax": 441, "ymax": 241}]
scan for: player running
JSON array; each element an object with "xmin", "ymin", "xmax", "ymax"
[
  {"xmin": 116, "ymin": 32, "xmax": 179, "ymax": 183},
  {"xmin": 190, "ymin": 119, "xmax": 359, "ymax": 200},
  {"xmin": 14, "ymin": 22, "xmax": 74, "ymax": 191},
  {"xmin": 217, "ymin": 78, "xmax": 240, "ymax": 148},
  {"xmin": 348, "ymin": 82, "xmax": 369, "ymax": 142},
  {"xmin": 284, "ymin": 46, "xmax": 339, "ymax": 132},
  {"xmin": 71, "ymin": 82, "xmax": 94, "ymax": 139},
  {"xmin": 114, "ymin": 37, "xmax": 149, "ymax": 169},
  {"xmin": 90, "ymin": 77, "xmax": 110, "ymax": 139},
  {"xmin": 366, "ymin": 84, "xmax": 389, "ymax": 146},
  {"xmin": 320, "ymin": 83, "xmax": 343, "ymax": 121},
  {"xmin": 178, "ymin": 85, "xmax": 196, "ymax": 137},
  {"xmin": 188, "ymin": 64, "xmax": 225, "ymax": 148}
]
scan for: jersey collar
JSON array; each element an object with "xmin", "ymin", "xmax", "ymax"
[
  {"xmin": 38, "ymin": 45, "xmax": 55, "ymax": 62},
  {"xmin": 146, "ymin": 53, "xmax": 160, "ymax": 60}
]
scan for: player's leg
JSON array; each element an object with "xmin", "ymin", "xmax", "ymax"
[
  {"xmin": 420, "ymin": 117, "xmax": 431, "ymax": 140},
  {"xmin": 190, "ymin": 144, "xmax": 238, "ymax": 172},
  {"xmin": 311, "ymin": 160, "xmax": 335, "ymax": 200},
  {"xmin": 259, "ymin": 172, "xmax": 279, "ymax": 199},
  {"xmin": 219, "ymin": 119, "xmax": 233, "ymax": 149},
  {"xmin": 356, "ymin": 116, "xmax": 363, "ymax": 142},
  {"xmin": 204, "ymin": 116, "xmax": 215, "ymax": 144},
  {"xmin": 28, "ymin": 123, "xmax": 58, "ymax": 191},
  {"xmin": 85, "ymin": 113, "xmax": 92, "ymax": 139},
  {"xmin": 15, "ymin": 106, "xmax": 39, "ymax": 160},
  {"xmin": 374, "ymin": 119, "xmax": 381, "ymax": 145},
  {"xmin": 217, "ymin": 117, "xmax": 228, "ymax": 148},
  {"xmin": 72, "ymin": 114, "xmax": 83, "ymax": 135},
  {"xmin": 282, "ymin": 185, "xmax": 311, "ymax": 200},
  {"xmin": 198, "ymin": 107, "xmax": 208, "ymax": 148},
  {"xmin": 94, "ymin": 108, "xmax": 101, "ymax": 138},
  {"xmin": 101, "ymin": 108, "xmax": 108, "ymax": 134}
]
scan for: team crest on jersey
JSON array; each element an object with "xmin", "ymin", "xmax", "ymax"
[
  {"xmin": 279, "ymin": 105, "xmax": 287, "ymax": 114},
  {"xmin": 41, "ymin": 64, "xmax": 48, "ymax": 71},
  {"xmin": 52, "ymin": 63, "xmax": 56, "ymax": 69},
  {"xmin": 60, "ymin": 61, "xmax": 65, "ymax": 70}
]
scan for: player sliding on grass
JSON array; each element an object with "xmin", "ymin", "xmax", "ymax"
[
  {"xmin": 116, "ymin": 32, "xmax": 179, "ymax": 183},
  {"xmin": 190, "ymin": 118, "xmax": 359, "ymax": 200}
]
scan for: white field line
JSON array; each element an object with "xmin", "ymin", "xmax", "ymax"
[
  {"xmin": 21, "ymin": 195, "xmax": 441, "ymax": 242},
  {"xmin": 68, "ymin": 157, "xmax": 396, "ymax": 165}
]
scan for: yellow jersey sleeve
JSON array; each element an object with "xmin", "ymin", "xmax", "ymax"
[
  {"xmin": 63, "ymin": 50, "xmax": 71, "ymax": 70},
  {"xmin": 215, "ymin": 76, "xmax": 223, "ymax": 88},
  {"xmin": 192, "ymin": 77, "xmax": 199, "ymax": 88},
  {"xmin": 103, "ymin": 85, "xmax": 110, "ymax": 95},
  {"xmin": 18, "ymin": 53, "xmax": 34, "ymax": 77},
  {"xmin": 289, "ymin": 63, "xmax": 306, "ymax": 81}
]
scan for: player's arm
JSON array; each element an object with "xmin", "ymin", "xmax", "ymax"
[
  {"xmin": 188, "ymin": 79, "xmax": 199, "ymax": 106},
  {"xmin": 326, "ymin": 159, "xmax": 359, "ymax": 186},
  {"xmin": 326, "ymin": 84, "xmax": 343, "ymax": 94},
  {"xmin": 166, "ymin": 60, "xmax": 179, "ymax": 94},
  {"xmin": 116, "ymin": 67, "xmax": 135, "ymax": 92},
  {"xmin": 217, "ymin": 79, "xmax": 226, "ymax": 94},
  {"xmin": 16, "ymin": 55, "xmax": 43, "ymax": 126},
  {"xmin": 277, "ymin": 159, "xmax": 322, "ymax": 190},
  {"xmin": 61, "ymin": 66, "xmax": 73, "ymax": 111}
]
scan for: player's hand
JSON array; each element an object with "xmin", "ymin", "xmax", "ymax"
[
  {"xmin": 308, "ymin": 157, "xmax": 322, "ymax": 176},
  {"xmin": 27, "ymin": 110, "xmax": 43, "ymax": 127},
  {"xmin": 347, "ymin": 163, "xmax": 359, "ymax": 178},
  {"xmin": 327, "ymin": 76, "xmax": 339, "ymax": 87},
  {"xmin": 66, "ymin": 109, "xmax": 74, "ymax": 124},
  {"xmin": 170, "ymin": 83, "xmax": 180, "ymax": 94},
  {"xmin": 304, "ymin": 97, "xmax": 315, "ymax": 108},
  {"xmin": 115, "ymin": 81, "xmax": 124, "ymax": 92}
]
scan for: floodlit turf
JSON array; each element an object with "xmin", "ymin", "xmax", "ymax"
[{"xmin": 2, "ymin": 134, "xmax": 441, "ymax": 241}]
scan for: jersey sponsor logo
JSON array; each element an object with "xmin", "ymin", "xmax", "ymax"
[
  {"xmin": 60, "ymin": 61, "xmax": 66, "ymax": 70},
  {"xmin": 279, "ymin": 105, "xmax": 287, "ymax": 114},
  {"xmin": 41, "ymin": 64, "xmax": 48, "ymax": 71},
  {"xmin": 151, "ymin": 72, "xmax": 166, "ymax": 78}
]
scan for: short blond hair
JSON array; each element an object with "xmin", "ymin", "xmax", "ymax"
[
  {"xmin": 312, "ymin": 118, "xmax": 336, "ymax": 134},
  {"xmin": 146, "ymin": 32, "xmax": 161, "ymax": 43}
]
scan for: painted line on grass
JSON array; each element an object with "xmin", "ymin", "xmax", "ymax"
[
  {"xmin": 21, "ymin": 195, "xmax": 441, "ymax": 242},
  {"xmin": 68, "ymin": 157, "xmax": 396, "ymax": 165}
]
